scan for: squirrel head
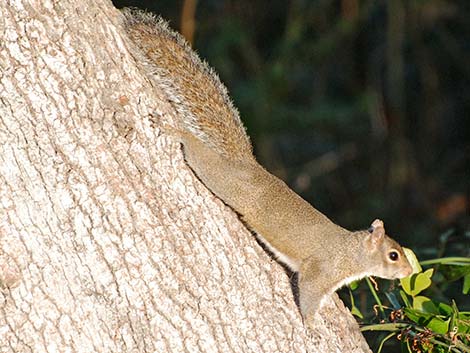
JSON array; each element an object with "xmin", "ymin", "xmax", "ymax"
[{"xmin": 361, "ymin": 219, "xmax": 413, "ymax": 279}]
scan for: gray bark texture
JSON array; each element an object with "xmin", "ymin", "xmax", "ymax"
[{"xmin": 0, "ymin": 1, "xmax": 372, "ymax": 352}]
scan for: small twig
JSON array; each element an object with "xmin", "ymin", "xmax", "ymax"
[{"xmin": 366, "ymin": 277, "xmax": 385, "ymax": 318}]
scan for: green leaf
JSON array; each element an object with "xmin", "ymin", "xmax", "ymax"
[
  {"xmin": 400, "ymin": 289, "xmax": 412, "ymax": 308},
  {"xmin": 400, "ymin": 268, "xmax": 433, "ymax": 297},
  {"xmin": 464, "ymin": 273, "xmax": 470, "ymax": 294},
  {"xmin": 440, "ymin": 264, "xmax": 470, "ymax": 282},
  {"xmin": 348, "ymin": 289, "xmax": 363, "ymax": 319},
  {"xmin": 456, "ymin": 313, "xmax": 470, "ymax": 334},
  {"xmin": 414, "ymin": 269, "xmax": 434, "ymax": 293},
  {"xmin": 427, "ymin": 317, "xmax": 450, "ymax": 334},
  {"xmin": 404, "ymin": 308, "xmax": 450, "ymax": 334},
  {"xmin": 400, "ymin": 276, "xmax": 411, "ymax": 295},
  {"xmin": 349, "ymin": 280, "xmax": 359, "ymax": 291},
  {"xmin": 412, "ymin": 296, "xmax": 438, "ymax": 313},
  {"xmin": 350, "ymin": 305, "xmax": 363, "ymax": 319},
  {"xmin": 403, "ymin": 247, "xmax": 422, "ymax": 273},
  {"xmin": 435, "ymin": 302, "xmax": 453, "ymax": 316}
]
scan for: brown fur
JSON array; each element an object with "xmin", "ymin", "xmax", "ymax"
[
  {"xmin": 122, "ymin": 8, "xmax": 253, "ymax": 162},
  {"xmin": 121, "ymin": 8, "xmax": 413, "ymax": 320}
]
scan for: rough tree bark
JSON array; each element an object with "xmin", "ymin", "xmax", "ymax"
[{"xmin": 0, "ymin": 1, "xmax": 372, "ymax": 352}]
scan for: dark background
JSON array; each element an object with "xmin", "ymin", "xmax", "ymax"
[{"xmin": 113, "ymin": 0, "xmax": 469, "ymax": 350}]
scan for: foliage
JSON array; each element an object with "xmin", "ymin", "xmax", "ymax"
[{"xmin": 358, "ymin": 252, "xmax": 470, "ymax": 353}]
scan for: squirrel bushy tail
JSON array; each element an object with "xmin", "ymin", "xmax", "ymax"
[{"xmin": 122, "ymin": 8, "xmax": 254, "ymax": 163}]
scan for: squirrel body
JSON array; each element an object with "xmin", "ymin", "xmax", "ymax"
[{"xmin": 122, "ymin": 8, "xmax": 413, "ymax": 321}]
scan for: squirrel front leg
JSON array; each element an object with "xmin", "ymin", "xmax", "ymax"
[{"xmin": 298, "ymin": 258, "xmax": 332, "ymax": 320}]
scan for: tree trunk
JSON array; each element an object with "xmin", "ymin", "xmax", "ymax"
[{"xmin": 0, "ymin": 1, "xmax": 371, "ymax": 352}]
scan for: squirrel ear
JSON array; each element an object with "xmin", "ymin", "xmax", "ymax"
[
  {"xmin": 368, "ymin": 219, "xmax": 385, "ymax": 246},
  {"xmin": 371, "ymin": 219, "xmax": 384, "ymax": 229}
]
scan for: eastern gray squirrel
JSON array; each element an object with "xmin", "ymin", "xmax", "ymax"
[{"xmin": 121, "ymin": 8, "xmax": 413, "ymax": 322}]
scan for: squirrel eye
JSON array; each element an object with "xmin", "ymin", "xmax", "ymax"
[{"xmin": 388, "ymin": 250, "xmax": 399, "ymax": 262}]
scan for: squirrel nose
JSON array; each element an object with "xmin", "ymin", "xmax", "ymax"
[{"xmin": 402, "ymin": 265, "xmax": 413, "ymax": 277}]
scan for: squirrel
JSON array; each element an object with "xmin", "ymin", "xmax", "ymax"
[{"xmin": 121, "ymin": 8, "xmax": 413, "ymax": 321}]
